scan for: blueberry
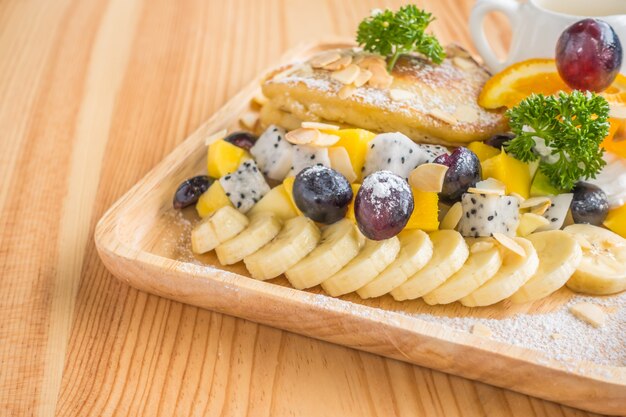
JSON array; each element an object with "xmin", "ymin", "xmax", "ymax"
[
  {"xmin": 224, "ymin": 131, "xmax": 257, "ymax": 150},
  {"xmin": 434, "ymin": 147, "xmax": 481, "ymax": 204},
  {"xmin": 355, "ymin": 171, "xmax": 414, "ymax": 240},
  {"xmin": 173, "ymin": 175, "xmax": 213, "ymax": 209},
  {"xmin": 293, "ymin": 166, "xmax": 353, "ymax": 224},
  {"xmin": 485, "ymin": 133, "xmax": 516, "ymax": 149},
  {"xmin": 571, "ymin": 181, "xmax": 609, "ymax": 225}
]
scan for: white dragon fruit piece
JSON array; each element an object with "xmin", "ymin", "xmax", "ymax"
[
  {"xmin": 250, "ymin": 125, "xmax": 293, "ymax": 180},
  {"xmin": 362, "ymin": 132, "xmax": 424, "ymax": 180},
  {"xmin": 288, "ymin": 145, "xmax": 331, "ymax": 176},
  {"xmin": 419, "ymin": 144, "xmax": 450, "ymax": 163},
  {"xmin": 219, "ymin": 159, "xmax": 270, "ymax": 213},
  {"xmin": 457, "ymin": 193, "xmax": 520, "ymax": 237},
  {"xmin": 536, "ymin": 193, "xmax": 574, "ymax": 231}
]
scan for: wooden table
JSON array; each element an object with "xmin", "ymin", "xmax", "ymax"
[{"xmin": 0, "ymin": 1, "xmax": 606, "ymax": 416}]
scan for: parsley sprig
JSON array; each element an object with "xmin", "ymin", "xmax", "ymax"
[
  {"xmin": 356, "ymin": 5, "xmax": 445, "ymax": 72},
  {"xmin": 505, "ymin": 91, "xmax": 610, "ymax": 190}
]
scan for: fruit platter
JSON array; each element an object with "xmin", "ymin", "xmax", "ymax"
[{"xmin": 96, "ymin": 6, "xmax": 626, "ymax": 415}]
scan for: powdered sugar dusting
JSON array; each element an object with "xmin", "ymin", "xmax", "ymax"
[{"xmin": 362, "ymin": 170, "xmax": 411, "ymax": 216}]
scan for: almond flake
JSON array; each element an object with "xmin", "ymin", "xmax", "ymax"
[
  {"xmin": 301, "ymin": 121, "xmax": 340, "ymax": 131},
  {"xmin": 366, "ymin": 63, "xmax": 393, "ymax": 89},
  {"xmin": 331, "ymin": 64, "xmax": 360, "ymax": 85},
  {"xmin": 251, "ymin": 91, "xmax": 269, "ymax": 106},
  {"xmin": 310, "ymin": 132, "xmax": 340, "ymax": 147},
  {"xmin": 569, "ymin": 302, "xmax": 607, "ymax": 328},
  {"xmin": 530, "ymin": 200, "xmax": 551, "ymax": 216},
  {"xmin": 310, "ymin": 51, "xmax": 342, "ymax": 68},
  {"xmin": 239, "ymin": 112, "xmax": 258, "ymax": 130},
  {"xmin": 353, "ymin": 69, "xmax": 372, "ymax": 87},
  {"xmin": 471, "ymin": 240, "xmax": 495, "ymax": 254},
  {"xmin": 493, "ymin": 233, "xmax": 526, "ymax": 257},
  {"xmin": 205, "ymin": 129, "xmax": 227, "ymax": 146},
  {"xmin": 452, "ymin": 56, "xmax": 476, "ymax": 70},
  {"xmin": 285, "ymin": 127, "xmax": 319, "ymax": 145},
  {"xmin": 323, "ymin": 55, "xmax": 352, "ymax": 71},
  {"xmin": 473, "ymin": 178, "xmax": 506, "ymax": 195},
  {"xmin": 389, "ymin": 88, "xmax": 415, "ymax": 102},
  {"xmin": 429, "ymin": 109, "xmax": 458, "ymax": 125},
  {"xmin": 338, "ymin": 85, "xmax": 356, "ymax": 99},
  {"xmin": 551, "ymin": 333, "xmax": 563, "ymax": 340},
  {"xmin": 440, "ymin": 202, "xmax": 462, "ymax": 230},
  {"xmin": 453, "ymin": 104, "xmax": 479, "ymax": 123},
  {"xmin": 328, "ymin": 147, "xmax": 357, "ymax": 183},
  {"xmin": 471, "ymin": 323, "xmax": 492, "ymax": 337},
  {"xmin": 520, "ymin": 196, "xmax": 551, "ymax": 209},
  {"xmin": 510, "ymin": 192, "xmax": 526, "ymax": 203},
  {"xmin": 408, "ymin": 163, "xmax": 448, "ymax": 192},
  {"xmin": 357, "ymin": 55, "xmax": 386, "ymax": 70},
  {"xmin": 517, "ymin": 213, "xmax": 550, "ymax": 237},
  {"xmin": 467, "ymin": 187, "xmax": 505, "ymax": 196}
]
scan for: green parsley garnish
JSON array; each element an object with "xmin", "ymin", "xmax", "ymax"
[
  {"xmin": 356, "ymin": 5, "xmax": 445, "ymax": 72},
  {"xmin": 505, "ymin": 91, "xmax": 610, "ymax": 190}
]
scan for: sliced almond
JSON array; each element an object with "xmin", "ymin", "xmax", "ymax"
[
  {"xmin": 301, "ymin": 121, "xmax": 340, "ymax": 131},
  {"xmin": 389, "ymin": 88, "xmax": 415, "ymax": 102},
  {"xmin": 408, "ymin": 163, "xmax": 448, "ymax": 193},
  {"xmin": 493, "ymin": 233, "xmax": 526, "ymax": 257},
  {"xmin": 471, "ymin": 240, "xmax": 495, "ymax": 254},
  {"xmin": 520, "ymin": 196, "xmax": 551, "ymax": 209},
  {"xmin": 205, "ymin": 129, "xmax": 227, "ymax": 146},
  {"xmin": 310, "ymin": 51, "xmax": 342, "ymax": 68},
  {"xmin": 517, "ymin": 213, "xmax": 550, "ymax": 237},
  {"xmin": 328, "ymin": 147, "xmax": 357, "ymax": 183},
  {"xmin": 285, "ymin": 127, "xmax": 319, "ymax": 145},
  {"xmin": 331, "ymin": 64, "xmax": 360, "ymax": 85},
  {"xmin": 467, "ymin": 187, "xmax": 505, "ymax": 196},
  {"xmin": 452, "ymin": 56, "xmax": 476, "ymax": 70},
  {"xmin": 453, "ymin": 104, "xmax": 479, "ymax": 123},
  {"xmin": 251, "ymin": 91, "xmax": 269, "ymax": 106},
  {"xmin": 510, "ymin": 192, "xmax": 526, "ymax": 203},
  {"xmin": 323, "ymin": 55, "xmax": 352, "ymax": 71},
  {"xmin": 440, "ymin": 202, "xmax": 463, "ymax": 230},
  {"xmin": 239, "ymin": 112, "xmax": 258, "ymax": 130},
  {"xmin": 429, "ymin": 109, "xmax": 458, "ymax": 125},
  {"xmin": 551, "ymin": 333, "xmax": 563, "ymax": 340},
  {"xmin": 473, "ymin": 178, "xmax": 506, "ymax": 195},
  {"xmin": 353, "ymin": 69, "xmax": 372, "ymax": 87},
  {"xmin": 471, "ymin": 323, "xmax": 492, "ymax": 337},
  {"xmin": 310, "ymin": 132, "xmax": 340, "ymax": 147},
  {"xmin": 338, "ymin": 84, "xmax": 357, "ymax": 99},
  {"xmin": 569, "ymin": 302, "xmax": 607, "ymax": 328},
  {"xmin": 530, "ymin": 200, "xmax": 552, "ymax": 216},
  {"xmin": 356, "ymin": 55, "xmax": 387, "ymax": 70},
  {"xmin": 367, "ymin": 64, "xmax": 394, "ymax": 89}
]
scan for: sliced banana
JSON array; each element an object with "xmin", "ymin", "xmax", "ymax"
[
  {"xmin": 321, "ymin": 237, "xmax": 400, "ymax": 297},
  {"xmin": 390, "ymin": 230, "xmax": 469, "ymax": 301},
  {"xmin": 563, "ymin": 224, "xmax": 626, "ymax": 295},
  {"xmin": 511, "ymin": 230, "xmax": 582, "ymax": 303},
  {"xmin": 244, "ymin": 216, "xmax": 320, "ymax": 280},
  {"xmin": 423, "ymin": 239, "xmax": 502, "ymax": 305},
  {"xmin": 357, "ymin": 230, "xmax": 433, "ymax": 299},
  {"xmin": 461, "ymin": 237, "xmax": 539, "ymax": 307},
  {"xmin": 215, "ymin": 212, "xmax": 282, "ymax": 265},
  {"xmin": 191, "ymin": 206, "xmax": 249, "ymax": 254},
  {"xmin": 285, "ymin": 219, "xmax": 363, "ymax": 289}
]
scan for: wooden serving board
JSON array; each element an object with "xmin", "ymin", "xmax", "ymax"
[{"xmin": 95, "ymin": 40, "xmax": 626, "ymax": 415}]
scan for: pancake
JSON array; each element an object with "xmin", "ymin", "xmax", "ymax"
[{"xmin": 260, "ymin": 45, "xmax": 508, "ymax": 146}]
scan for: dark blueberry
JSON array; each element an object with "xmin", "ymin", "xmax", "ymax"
[
  {"xmin": 354, "ymin": 171, "xmax": 414, "ymax": 240},
  {"xmin": 434, "ymin": 147, "xmax": 481, "ymax": 204},
  {"xmin": 224, "ymin": 131, "xmax": 257, "ymax": 150},
  {"xmin": 570, "ymin": 182, "xmax": 609, "ymax": 225},
  {"xmin": 485, "ymin": 132, "xmax": 516, "ymax": 149},
  {"xmin": 293, "ymin": 166, "xmax": 353, "ymax": 224},
  {"xmin": 173, "ymin": 175, "xmax": 213, "ymax": 209}
]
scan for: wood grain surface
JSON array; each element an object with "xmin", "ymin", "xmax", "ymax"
[{"xmin": 0, "ymin": 0, "xmax": 610, "ymax": 416}]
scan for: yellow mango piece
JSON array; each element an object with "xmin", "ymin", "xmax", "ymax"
[
  {"xmin": 248, "ymin": 184, "xmax": 298, "ymax": 221},
  {"xmin": 468, "ymin": 141, "xmax": 500, "ymax": 162},
  {"xmin": 282, "ymin": 176, "xmax": 302, "ymax": 215},
  {"xmin": 345, "ymin": 184, "xmax": 361, "ymax": 223},
  {"xmin": 207, "ymin": 139, "xmax": 249, "ymax": 178},
  {"xmin": 405, "ymin": 188, "xmax": 439, "ymax": 231},
  {"xmin": 332, "ymin": 129, "xmax": 376, "ymax": 181},
  {"xmin": 481, "ymin": 150, "xmax": 531, "ymax": 199},
  {"xmin": 604, "ymin": 203, "xmax": 626, "ymax": 238},
  {"xmin": 196, "ymin": 181, "xmax": 233, "ymax": 218}
]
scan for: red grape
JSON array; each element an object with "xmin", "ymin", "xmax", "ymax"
[{"xmin": 556, "ymin": 18, "xmax": 623, "ymax": 92}]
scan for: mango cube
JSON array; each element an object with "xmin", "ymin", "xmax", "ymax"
[
  {"xmin": 332, "ymin": 129, "xmax": 376, "ymax": 181},
  {"xmin": 468, "ymin": 141, "xmax": 499, "ymax": 162},
  {"xmin": 248, "ymin": 184, "xmax": 299, "ymax": 221},
  {"xmin": 282, "ymin": 176, "xmax": 302, "ymax": 215},
  {"xmin": 405, "ymin": 188, "xmax": 439, "ymax": 231},
  {"xmin": 604, "ymin": 203, "xmax": 626, "ymax": 238},
  {"xmin": 207, "ymin": 139, "xmax": 249, "ymax": 178},
  {"xmin": 196, "ymin": 181, "xmax": 233, "ymax": 218},
  {"xmin": 481, "ymin": 150, "xmax": 531, "ymax": 199}
]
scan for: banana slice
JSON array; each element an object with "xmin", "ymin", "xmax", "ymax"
[
  {"xmin": 321, "ymin": 237, "xmax": 400, "ymax": 297},
  {"xmin": 215, "ymin": 212, "xmax": 282, "ymax": 265},
  {"xmin": 191, "ymin": 206, "xmax": 249, "ymax": 254},
  {"xmin": 357, "ymin": 230, "xmax": 433, "ymax": 299},
  {"xmin": 423, "ymin": 239, "xmax": 502, "ymax": 305},
  {"xmin": 390, "ymin": 230, "xmax": 469, "ymax": 301},
  {"xmin": 563, "ymin": 224, "xmax": 626, "ymax": 295},
  {"xmin": 244, "ymin": 216, "xmax": 320, "ymax": 280},
  {"xmin": 461, "ymin": 237, "xmax": 538, "ymax": 307},
  {"xmin": 285, "ymin": 219, "xmax": 363, "ymax": 289},
  {"xmin": 511, "ymin": 231, "xmax": 582, "ymax": 303}
]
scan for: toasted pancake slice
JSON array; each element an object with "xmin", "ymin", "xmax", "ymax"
[{"xmin": 260, "ymin": 45, "xmax": 507, "ymax": 146}]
